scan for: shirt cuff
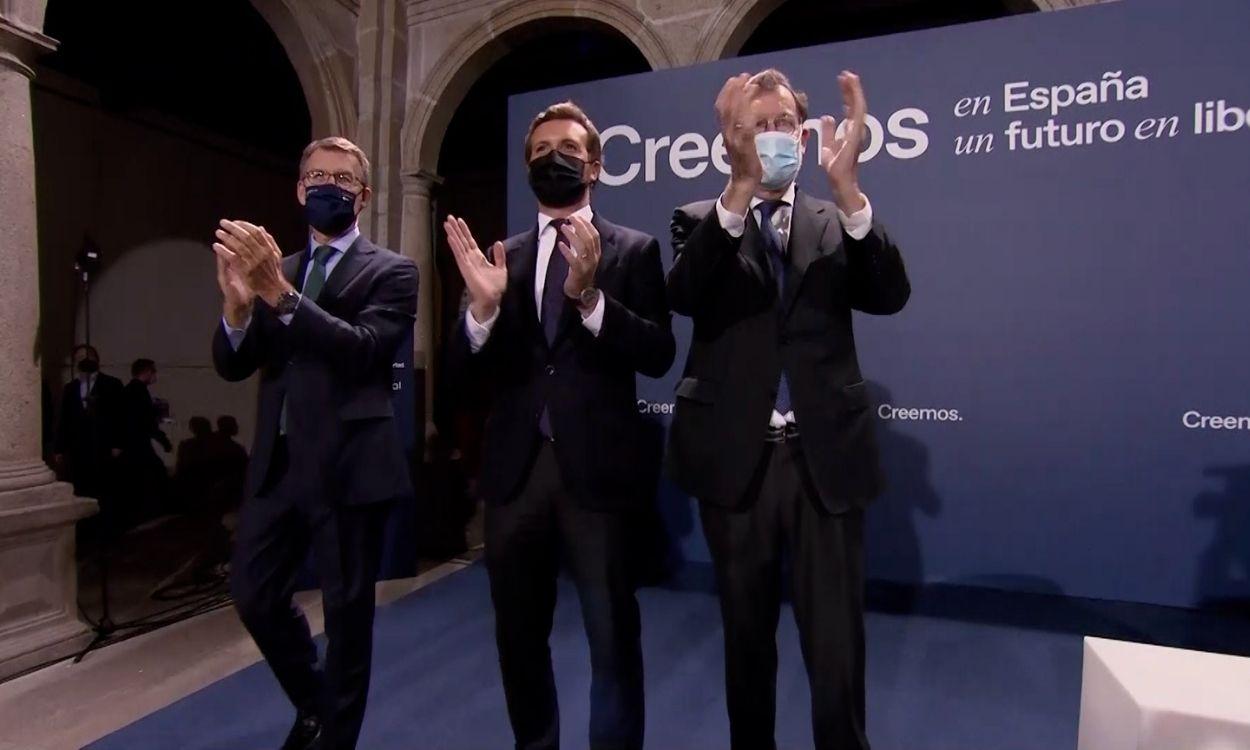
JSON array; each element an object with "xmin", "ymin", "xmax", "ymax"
[
  {"xmin": 837, "ymin": 194, "xmax": 873, "ymax": 241},
  {"xmin": 579, "ymin": 291, "xmax": 607, "ymax": 337},
  {"xmin": 715, "ymin": 192, "xmax": 747, "ymax": 238},
  {"xmin": 465, "ymin": 307, "xmax": 500, "ymax": 353},
  {"xmin": 221, "ymin": 316, "xmax": 251, "ymax": 351}
]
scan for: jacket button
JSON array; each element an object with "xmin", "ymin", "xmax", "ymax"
[{"xmin": 546, "ymin": 365, "xmax": 556, "ymax": 375}]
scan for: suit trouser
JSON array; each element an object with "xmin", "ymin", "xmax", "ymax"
[
  {"xmin": 485, "ymin": 442, "xmax": 645, "ymax": 750},
  {"xmin": 229, "ymin": 439, "xmax": 390, "ymax": 750},
  {"xmin": 700, "ymin": 438, "xmax": 869, "ymax": 750}
]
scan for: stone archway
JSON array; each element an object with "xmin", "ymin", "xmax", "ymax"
[
  {"xmin": 247, "ymin": 0, "xmax": 357, "ymax": 139},
  {"xmin": 396, "ymin": 0, "xmax": 673, "ymax": 439},
  {"xmin": 402, "ymin": 0, "xmax": 674, "ymax": 177}
]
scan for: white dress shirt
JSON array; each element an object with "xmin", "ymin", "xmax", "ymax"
[
  {"xmin": 714, "ymin": 184, "xmax": 874, "ymax": 428},
  {"xmin": 465, "ymin": 205, "xmax": 606, "ymax": 352},
  {"xmin": 78, "ymin": 373, "xmax": 98, "ymax": 404},
  {"xmin": 221, "ymin": 223, "xmax": 360, "ymax": 350}
]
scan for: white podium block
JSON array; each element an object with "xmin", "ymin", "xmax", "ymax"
[{"xmin": 1078, "ymin": 636, "xmax": 1250, "ymax": 750}]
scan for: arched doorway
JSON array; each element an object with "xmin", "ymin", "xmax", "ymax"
[
  {"xmin": 35, "ymin": 0, "xmax": 315, "ymax": 624},
  {"xmin": 37, "ymin": 0, "xmax": 312, "ymax": 449},
  {"xmin": 431, "ymin": 23, "xmax": 652, "ymax": 465}
]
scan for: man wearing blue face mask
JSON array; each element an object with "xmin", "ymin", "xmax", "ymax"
[
  {"xmin": 210, "ymin": 137, "xmax": 418, "ymax": 750},
  {"xmin": 667, "ymin": 69, "xmax": 910, "ymax": 750}
]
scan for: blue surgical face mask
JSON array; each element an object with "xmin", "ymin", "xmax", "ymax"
[{"xmin": 755, "ymin": 131, "xmax": 802, "ymax": 191}]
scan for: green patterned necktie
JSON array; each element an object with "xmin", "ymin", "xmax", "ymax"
[
  {"xmin": 302, "ymin": 245, "xmax": 336, "ymax": 301},
  {"xmin": 279, "ymin": 245, "xmax": 337, "ymax": 435}
]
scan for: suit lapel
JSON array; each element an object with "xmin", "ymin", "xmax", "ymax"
[
  {"xmin": 283, "ymin": 252, "xmax": 305, "ymax": 289},
  {"xmin": 782, "ymin": 192, "xmax": 830, "ymax": 316}
]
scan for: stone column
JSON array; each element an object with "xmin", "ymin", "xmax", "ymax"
[
  {"xmin": 399, "ymin": 170, "xmax": 441, "ymax": 446},
  {"xmin": 0, "ymin": 12, "xmax": 97, "ymax": 680}
]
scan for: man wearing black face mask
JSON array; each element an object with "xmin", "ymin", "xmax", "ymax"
[
  {"xmin": 444, "ymin": 101, "xmax": 675, "ymax": 750},
  {"xmin": 211, "ymin": 137, "xmax": 418, "ymax": 750},
  {"xmin": 55, "ymin": 344, "xmax": 124, "ymax": 502}
]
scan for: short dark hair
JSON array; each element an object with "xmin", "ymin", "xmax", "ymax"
[
  {"xmin": 132, "ymin": 358, "xmax": 156, "ymax": 378},
  {"xmin": 73, "ymin": 344, "xmax": 99, "ymax": 361},
  {"xmin": 523, "ymin": 101, "xmax": 602, "ymax": 164},
  {"xmin": 750, "ymin": 68, "xmax": 809, "ymax": 122},
  {"xmin": 216, "ymin": 415, "xmax": 239, "ymax": 437},
  {"xmin": 189, "ymin": 416, "xmax": 212, "ymax": 437}
]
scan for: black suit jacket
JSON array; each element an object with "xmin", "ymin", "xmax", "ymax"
[
  {"xmin": 55, "ymin": 372, "xmax": 124, "ymax": 458},
  {"xmin": 447, "ymin": 213, "xmax": 675, "ymax": 511},
  {"xmin": 212, "ymin": 236, "xmax": 418, "ymax": 506},
  {"xmin": 666, "ymin": 192, "xmax": 910, "ymax": 513},
  {"xmin": 119, "ymin": 380, "xmax": 170, "ymax": 457}
]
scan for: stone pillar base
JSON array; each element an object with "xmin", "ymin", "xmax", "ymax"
[{"xmin": 0, "ymin": 480, "xmax": 97, "ymax": 681}]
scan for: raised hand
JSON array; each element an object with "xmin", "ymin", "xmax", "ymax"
[
  {"xmin": 716, "ymin": 74, "xmax": 763, "ymax": 186},
  {"xmin": 556, "ymin": 215, "xmax": 601, "ymax": 305},
  {"xmin": 444, "ymin": 215, "xmax": 507, "ymax": 323},
  {"xmin": 818, "ymin": 71, "xmax": 868, "ymax": 214},
  {"xmin": 215, "ymin": 220, "xmax": 289, "ymax": 305},
  {"xmin": 213, "ymin": 242, "xmax": 255, "ymax": 327}
]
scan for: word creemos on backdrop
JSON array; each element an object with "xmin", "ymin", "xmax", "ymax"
[{"xmin": 597, "ymin": 107, "xmax": 931, "ymax": 186}]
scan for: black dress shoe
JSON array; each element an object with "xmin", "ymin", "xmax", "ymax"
[{"xmin": 280, "ymin": 712, "xmax": 322, "ymax": 750}]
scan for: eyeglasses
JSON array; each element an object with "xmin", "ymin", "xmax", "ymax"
[
  {"xmin": 302, "ymin": 170, "xmax": 364, "ymax": 190},
  {"xmin": 752, "ymin": 115, "xmax": 799, "ymax": 135}
]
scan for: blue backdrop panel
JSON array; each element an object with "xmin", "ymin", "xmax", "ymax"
[{"xmin": 505, "ymin": 0, "xmax": 1250, "ymax": 609}]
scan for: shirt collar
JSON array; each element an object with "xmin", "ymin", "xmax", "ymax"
[
  {"xmin": 538, "ymin": 204, "xmax": 594, "ymax": 235},
  {"xmin": 750, "ymin": 183, "xmax": 796, "ymax": 210},
  {"xmin": 309, "ymin": 222, "xmax": 360, "ymax": 257}
]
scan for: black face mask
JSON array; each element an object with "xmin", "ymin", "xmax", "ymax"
[
  {"xmin": 527, "ymin": 151, "xmax": 589, "ymax": 208},
  {"xmin": 304, "ymin": 184, "xmax": 360, "ymax": 237},
  {"xmin": 78, "ymin": 359, "xmax": 99, "ymax": 374}
]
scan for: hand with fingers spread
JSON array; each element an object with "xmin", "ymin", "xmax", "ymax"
[
  {"xmin": 818, "ymin": 70, "xmax": 869, "ymax": 214},
  {"xmin": 214, "ymin": 219, "xmax": 291, "ymax": 307},
  {"xmin": 715, "ymin": 73, "xmax": 763, "ymax": 213},
  {"xmin": 444, "ymin": 215, "xmax": 507, "ymax": 323},
  {"xmin": 556, "ymin": 215, "xmax": 602, "ymax": 311}
]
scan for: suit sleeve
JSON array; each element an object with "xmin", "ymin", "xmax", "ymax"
[
  {"xmin": 284, "ymin": 258, "xmax": 419, "ymax": 379},
  {"xmin": 212, "ymin": 315, "xmax": 265, "ymax": 382},
  {"xmin": 666, "ymin": 205, "xmax": 742, "ymax": 317},
  {"xmin": 594, "ymin": 237, "xmax": 676, "ymax": 378},
  {"xmin": 844, "ymin": 221, "xmax": 910, "ymax": 315},
  {"xmin": 443, "ymin": 285, "xmax": 524, "ymax": 405}
]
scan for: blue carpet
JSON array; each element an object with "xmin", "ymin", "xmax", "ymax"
[{"xmin": 86, "ymin": 564, "xmax": 1082, "ymax": 750}]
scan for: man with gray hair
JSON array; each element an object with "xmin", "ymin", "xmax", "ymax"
[
  {"xmin": 211, "ymin": 136, "xmax": 418, "ymax": 750},
  {"xmin": 667, "ymin": 69, "xmax": 910, "ymax": 750}
]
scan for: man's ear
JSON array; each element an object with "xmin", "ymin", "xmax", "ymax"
[
  {"xmin": 357, "ymin": 186, "xmax": 373, "ymax": 211},
  {"xmin": 296, "ymin": 181, "xmax": 307, "ymax": 206},
  {"xmin": 586, "ymin": 160, "xmax": 601, "ymax": 184}
]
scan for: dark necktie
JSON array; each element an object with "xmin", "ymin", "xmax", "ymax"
[
  {"xmin": 280, "ymin": 245, "xmax": 336, "ymax": 435},
  {"xmin": 541, "ymin": 218, "xmax": 570, "ymax": 345},
  {"xmin": 538, "ymin": 219, "xmax": 570, "ymax": 439},
  {"xmin": 756, "ymin": 200, "xmax": 792, "ymax": 417},
  {"xmin": 303, "ymin": 245, "xmax": 336, "ymax": 302}
]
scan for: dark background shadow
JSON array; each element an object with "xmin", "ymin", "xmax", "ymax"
[
  {"xmin": 1194, "ymin": 464, "xmax": 1250, "ymax": 617},
  {"xmin": 863, "ymin": 382, "xmax": 943, "ymax": 610}
]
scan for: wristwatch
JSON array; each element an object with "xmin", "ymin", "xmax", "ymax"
[
  {"xmin": 274, "ymin": 290, "xmax": 300, "ymax": 316},
  {"xmin": 577, "ymin": 286, "xmax": 600, "ymax": 310}
]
